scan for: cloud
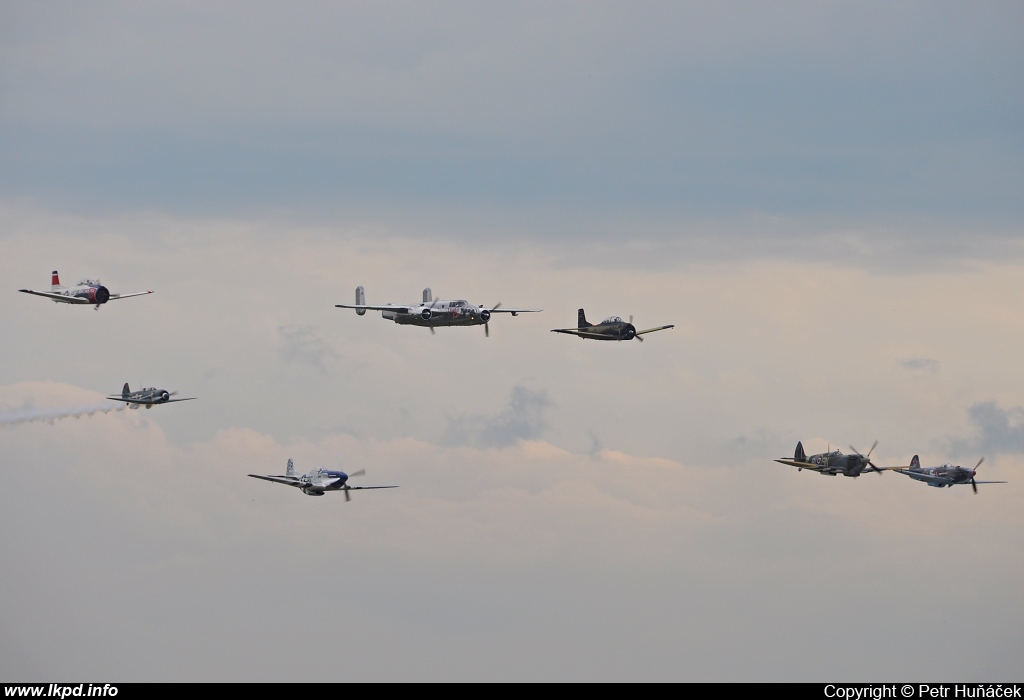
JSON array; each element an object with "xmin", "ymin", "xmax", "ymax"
[
  {"xmin": 898, "ymin": 356, "xmax": 939, "ymax": 372},
  {"xmin": 444, "ymin": 385, "xmax": 554, "ymax": 449},
  {"xmin": 951, "ymin": 401, "xmax": 1024, "ymax": 456},
  {"xmin": 277, "ymin": 324, "xmax": 339, "ymax": 375}
]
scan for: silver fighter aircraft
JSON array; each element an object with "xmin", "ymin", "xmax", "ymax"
[
  {"xmin": 19, "ymin": 270, "xmax": 153, "ymax": 309},
  {"xmin": 248, "ymin": 458, "xmax": 399, "ymax": 499},
  {"xmin": 775, "ymin": 440, "xmax": 902, "ymax": 477},
  {"xmin": 336, "ymin": 286, "xmax": 541, "ymax": 336},
  {"xmin": 890, "ymin": 455, "xmax": 1006, "ymax": 493},
  {"xmin": 107, "ymin": 383, "xmax": 197, "ymax": 409}
]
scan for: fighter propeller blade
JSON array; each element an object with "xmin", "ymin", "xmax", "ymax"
[
  {"xmin": 348, "ymin": 469, "xmax": 366, "ymax": 478},
  {"xmin": 344, "ymin": 487, "xmax": 351, "ymax": 502},
  {"xmin": 972, "ymin": 457, "xmax": 984, "ymax": 494},
  {"xmin": 851, "ymin": 441, "xmax": 881, "ymax": 474}
]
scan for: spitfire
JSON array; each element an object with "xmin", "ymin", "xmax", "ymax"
[
  {"xmin": 890, "ymin": 455, "xmax": 1007, "ymax": 493},
  {"xmin": 107, "ymin": 383, "xmax": 197, "ymax": 409},
  {"xmin": 249, "ymin": 458, "xmax": 399, "ymax": 499},
  {"xmin": 551, "ymin": 309, "xmax": 673, "ymax": 342},
  {"xmin": 336, "ymin": 287, "xmax": 541, "ymax": 336},
  {"xmin": 775, "ymin": 440, "xmax": 893, "ymax": 477},
  {"xmin": 19, "ymin": 270, "xmax": 153, "ymax": 309}
]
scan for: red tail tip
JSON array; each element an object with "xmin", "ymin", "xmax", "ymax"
[{"xmin": 51, "ymin": 271, "xmax": 60, "ymax": 286}]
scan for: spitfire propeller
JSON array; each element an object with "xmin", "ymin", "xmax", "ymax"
[{"xmin": 849, "ymin": 441, "xmax": 881, "ymax": 474}]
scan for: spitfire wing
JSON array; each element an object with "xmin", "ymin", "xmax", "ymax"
[
  {"xmin": 108, "ymin": 291, "xmax": 154, "ymax": 300},
  {"xmin": 248, "ymin": 474, "xmax": 305, "ymax": 487},
  {"xmin": 775, "ymin": 459, "xmax": 824, "ymax": 471},
  {"xmin": 550, "ymin": 328, "xmax": 614, "ymax": 340},
  {"xmin": 336, "ymin": 303, "xmax": 412, "ymax": 312},
  {"xmin": 18, "ymin": 289, "xmax": 91, "ymax": 304},
  {"xmin": 635, "ymin": 324, "xmax": 675, "ymax": 336}
]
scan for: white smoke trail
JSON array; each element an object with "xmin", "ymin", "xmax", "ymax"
[{"xmin": 0, "ymin": 402, "xmax": 127, "ymax": 427}]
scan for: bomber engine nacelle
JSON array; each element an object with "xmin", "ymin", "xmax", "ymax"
[
  {"xmin": 420, "ymin": 308, "xmax": 432, "ymax": 321},
  {"xmin": 480, "ymin": 309, "xmax": 491, "ymax": 322},
  {"xmin": 88, "ymin": 286, "xmax": 111, "ymax": 305}
]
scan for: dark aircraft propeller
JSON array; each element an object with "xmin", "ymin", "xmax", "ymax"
[
  {"xmin": 342, "ymin": 469, "xmax": 367, "ymax": 502},
  {"xmin": 971, "ymin": 457, "xmax": 984, "ymax": 494},
  {"xmin": 849, "ymin": 441, "xmax": 881, "ymax": 474},
  {"xmin": 484, "ymin": 302, "xmax": 502, "ymax": 337},
  {"xmin": 628, "ymin": 315, "xmax": 641, "ymax": 342}
]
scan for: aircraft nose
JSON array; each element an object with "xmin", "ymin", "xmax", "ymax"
[
  {"xmin": 161, "ymin": 391, "xmax": 170, "ymax": 401},
  {"xmin": 625, "ymin": 324, "xmax": 636, "ymax": 339}
]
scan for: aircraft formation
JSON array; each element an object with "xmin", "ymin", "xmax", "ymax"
[{"xmin": 16, "ymin": 270, "xmax": 1011, "ymax": 498}]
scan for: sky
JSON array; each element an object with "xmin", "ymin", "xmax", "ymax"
[{"xmin": 1, "ymin": 1, "xmax": 1022, "ymax": 682}]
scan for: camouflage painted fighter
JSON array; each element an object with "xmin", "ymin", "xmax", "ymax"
[
  {"xmin": 551, "ymin": 309, "xmax": 673, "ymax": 342},
  {"xmin": 890, "ymin": 455, "xmax": 1006, "ymax": 493}
]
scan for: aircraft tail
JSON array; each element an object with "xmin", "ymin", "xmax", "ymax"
[
  {"xmin": 286, "ymin": 458, "xmax": 295, "ymax": 477},
  {"xmin": 423, "ymin": 288, "xmax": 432, "ymax": 304},
  {"xmin": 578, "ymin": 308, "xmax": 591, "ymax": 328},
  {"xmin": 355, "ymin": 286, "xmax": 366, "ymax": 315},
  {"xmin": 910, "ymin": 454, "xmax": 920, "ymax": 469},
  {"xmin": 795, "ymin": 441, "xmax": 807, "ymax": 462},
  {"xmin": 51, "ymin": 270, "xmax": 62, "ymax": 290},
  {"xmin": 122, "ymin": 383, "xmax": 130, "ymax": 399}
]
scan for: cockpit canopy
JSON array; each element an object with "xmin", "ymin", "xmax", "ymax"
[
  {"xmin": 78, "ymin": 279, "xmax": 101, "ymax": 286},
  {"xmin": 601, "ymin": 316, "xmax": 624, "ymax": 324},
  {"xmin": 447, "ymin": 300, "xmax": 470, "ymax": 308}
]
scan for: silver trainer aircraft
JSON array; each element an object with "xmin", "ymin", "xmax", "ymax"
[
  {"xmin": 336, "ymin": 286, "xmax": 541, "ymax": 336},
  {"xmin": 890, "ymin": 455, "xmax": 1006, "ymax": 493},
  {"xmin": 775, "ymin": 440, "xmax": 900, "ymax": 477},
  {"xmin": 19, "ymin": 270, "xmax": 153, "ymax": 309},
  {"xmin": 108, "ymin": 383, "xmax": 197, "ymax": 409},
  {"xmin": 249, "ymin": 458, "xmax": 398, "ymax": 499}
]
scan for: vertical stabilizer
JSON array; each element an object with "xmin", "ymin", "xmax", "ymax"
[
  {"xmin": 423, "ymin": 288, "xmax": 432, "ymax": 304},
  {"xmin": 286, "ymin": 458, "xmax": 295, "ymax": 477},
  {"xmin": 122, "ymin": 383, "xmax": 130, "ymax": 398},
  {"xmin": 910, "ymin": 455, "xmax": 920, "ymax": 469},
  {"xmin": 795, "ymin": 441, "xmax": 807, "ymax": 462},
  {"xmin": 355, "ymin": 286, "xmax": 366, "ymax": 315},
  {"xmin": 51, "ymin": 271, "xmax": 62, "ymax": 290},
  {"xmin": 577, "ymin": 308, "xmax": 590, "ymax": 328}
]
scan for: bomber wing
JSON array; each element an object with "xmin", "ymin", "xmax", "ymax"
[
  {"xmin": 335, "ymin": 303, "xmax": 413, "ymax": 313},
  {"xmin": 18, "ymin": 289, "xmax": 91, "ymax": 304},
  {"xmin": 487, "ymin": 308, "xmax": 542, "ymax": 314},
  {"xmin": 635, "ymin": 324, "xmax": 675, "ymax": 336}
]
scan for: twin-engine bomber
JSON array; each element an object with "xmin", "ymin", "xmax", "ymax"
[
  {"xmin": 19, "ymin": 271, "xmax": 153, "ymax": 309},
  {"xmin": 336, "ymin": 286, "xmax": 541, "ymax": 336}
]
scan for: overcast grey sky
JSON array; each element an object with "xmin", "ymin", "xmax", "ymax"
[{"xmin": 1, "ymin": 1, "xmax": 1022, "ymax": 681}]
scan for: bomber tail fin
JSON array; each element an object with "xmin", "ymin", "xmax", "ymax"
[
  {"xmin": 910, "ymin": 454, "xmax": 920, "ymax": 469},
  {"xmin": 355, "ymin": 286, "xmax": 366, "ymax": 315},
  {"xmin": 286, "ymin": 458, "xmax": 295, "ymax": 477},
  {"xmin": 423, "ymin": 288, "xmax": 432, "ymax": 304},
  {"xmin": 51, "ymin": 270, "xmax": 62, "ymax": 290},
  {"xmin": 578, "ymin": 308, "xmax": 591, "ymax": 328},
  {"xmin": 122, "ymin": 383, "xmax": 130, "ymax": 398},
  {"xmin": 795, "ymin": 441, "xmax": 807, "ymax": 462}
]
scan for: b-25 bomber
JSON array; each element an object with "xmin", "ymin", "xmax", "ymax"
[
  {"xmin": 551, "ymin": 309, "xmax": 673, "ymax": 342},
  {"xmin": 249, "ymin": 459, "xmax": 398, "ymax": 500},
  {"xmin": 336, "ymin": 287, "xmax": 541, "ymax": 336},
  {"xmin": 19, "ymin": 271, "xmax": 153, "ymax": 309},
  {"xmin": 890, "ymin": 455, "xmax": 1006, "ymax": 493}
]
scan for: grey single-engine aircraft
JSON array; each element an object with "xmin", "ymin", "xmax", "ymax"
[
  {"xmin": 107, "ymin": 383, "xmax": 197, "ymax": 409},
  {"xmin": 890, "ymin": 455, "xmax": 1006, "ymax": 493},
  {"xmin": 775, "ymin": 440, "xmax": 898, "ymax": 477},
  {"xmin": 551, "ymin": 309, "xmax": 674, "ymax": 342},
  {"xmin": 19, "ymin": 270, "xmax": 153, "ymax": 309},
  {"xmin": 248, "ymin": 458, "xmax": 399, "ymax": 499},
  {"xmin": 336, "ymin": 287, "xmax": 541, "ymax": 336}
]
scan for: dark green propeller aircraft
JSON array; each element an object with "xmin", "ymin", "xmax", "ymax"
[{"xmin": 551, "ymin": 309, "xmax": 674, "ymax": 342}]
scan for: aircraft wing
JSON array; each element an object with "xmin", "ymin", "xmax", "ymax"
[
  {"xmin": 550, "ymin": 328, "xmax": 615, "ymax": 340},
  {"xmin": 889, "ymin": 470, "xmax": 952, "ymax": 486},
  {"xmin": 248, "ymin": 474, "xmax": 307, "ymax": 487},
  {"xmin": 971, "ymin": 481, "xmax": 1008, "ymax": 485},
  {"xmin": 345, "ymin": 486, "xmax": 399, "ymax": 491},
  {"xmin": 18, "ymin": 289, "xmax": 91, "ymax": 304},
  {"xmin": 487, "ymin": 308, "xmax": 542, "ymax": 313},
  {"xmin": 109, "ymin": 291, "xmax": 154, "ymax": 300},
  {"xmin": 635, "ymin": 324, "xmax": 675, "ymax": 335},
  {"xmin": 775, "ymin": 459, "xmax": 825, "ymax": 471},
  {"xmin": 335, "ymin": 303, "xmax": 413, "ymax": 313}
]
